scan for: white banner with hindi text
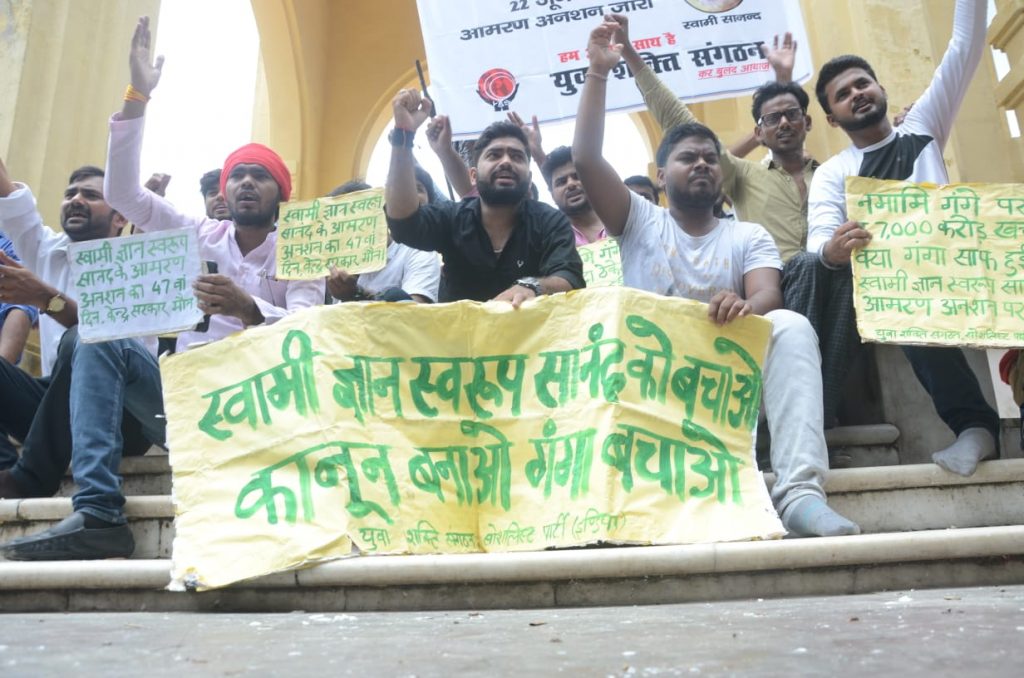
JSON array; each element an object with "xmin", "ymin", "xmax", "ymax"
[
  {"xmin": 69, "ymin": 228, "xmax": 203, "ymax": 343},
  {"xmin": 415, "ymin": 0, "xmax": 812, "ymax": 137}
]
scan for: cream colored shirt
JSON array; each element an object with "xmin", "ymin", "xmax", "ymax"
[{"xmin": 634, "ymin": 66, "xmax": 815, "ymax": 263}]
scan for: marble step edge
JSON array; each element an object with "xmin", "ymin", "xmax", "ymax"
[
  {"xmin": 111, "ymin": 453, "xmax": 168, "ymax": 474},
  {"xmin": 0, "ymin": 496, "xmax": 174, "ymax": 522},
  {"xmin": 783, "ymin": 459, "xmax": 1024, "ymax": 492},
  {"xmin": 824, "ymin": 424, "xmax": 900, "ymax": 448},
  {"xmin": 1, "ymin": 525, "xmax": 1021, "ymax": 591}
]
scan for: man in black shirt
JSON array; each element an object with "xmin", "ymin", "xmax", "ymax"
[{"xmin": 385, "ymin": 89, "xmax": 584, "ymax": 305}]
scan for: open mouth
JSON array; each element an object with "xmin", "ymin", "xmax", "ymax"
[
  {"xmin": 492, "ymin": 170, "xmax": 518, "ymax": 186},
  {"xmin": 64, "ymin": 209, "xmax": 89, "ymax": 224},
  {"xmin": 853, "ymin": 100, "xmax": 873, "ymax": 114}
]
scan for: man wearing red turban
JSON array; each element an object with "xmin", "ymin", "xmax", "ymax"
[{"xmin": 0, "ymin": 17, "xmax": 323, "ymax": 561}]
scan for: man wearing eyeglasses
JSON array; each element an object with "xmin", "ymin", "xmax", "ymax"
[{"xmin": 616, "ymin": 16, "xmax": 814, "ymax": 264}]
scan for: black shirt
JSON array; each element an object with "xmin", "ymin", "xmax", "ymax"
[{"xmin": 387, "ymin": 197, "xmax": 585, "ymax": 302}]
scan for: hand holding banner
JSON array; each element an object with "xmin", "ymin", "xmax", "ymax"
[
  {"xmin": 847, "ymin": 177, "xmax": 1024, "ymax": 348},
  {"xmin": 163, "ymin": 287, "xmax": 783, "ymax": 591},
  {"xmin": 69, "ymin": 227, "xmax": 202, "ymax": 342}
]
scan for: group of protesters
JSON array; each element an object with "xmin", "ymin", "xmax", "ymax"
[{"xmin": 0, "ymin": 0, "xmax": 1017, "ymax": 561}]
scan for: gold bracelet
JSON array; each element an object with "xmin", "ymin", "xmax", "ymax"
[
  {"xmin": 585, "ymin": 71, "xmax": 608, "ymax": 81},
  {"xmin": 124, "ymin": 84, "xmax": 150, "ymax": 103}
]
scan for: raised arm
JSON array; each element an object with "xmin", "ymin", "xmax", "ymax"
[
  {"xmin": 615, "ymin": 14, "xmax": 766, "ymax": 188},
  {"xmin": 105, "ymin": 17, "xmax": 205, "ymax": 233},
  {"xmin": 426, "ymin": 115, "xmax": 474, "ymax": 198},
  {"xmin": 385, "ymin": 89, "xmax": 433, "ymax": 220},
  {"xmin": 507, "ymin": 112, "xmax": 547, "ymax": 169},
  {"xmin": 614, "ymin": 14, "xmax": 694, "ymax": 131},
  {"xmin": 571, "ymin": 21, "xmax": 634, "ymax": 237},
  {"xmin": 730, "ymin": 33, "xmax": 798, "ymax": 158},
  {"xmin": 121, "ymin": 16, "xmax": 163, "ymax": 123},
  {"xmin": 901, "ymin": 0, "xmax": 987, "ymax": 144}
]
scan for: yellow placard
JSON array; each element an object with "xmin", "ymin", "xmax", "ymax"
[
  {"xmin": 162, "ymin": 287, "xmax": 783, "ymax": 591},
  {"xmin": 275, "ymin": 187, "xmax": 388, "ymax": 279},
  {"xmin": 579, "ymin": 238, "xmax": 623, "ymax": 288},
  {"xmin": 847, "ymin": 177, "xmax": 1024, "ymax": 347}
]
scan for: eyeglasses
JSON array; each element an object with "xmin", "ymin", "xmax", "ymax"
[{"xmin": 757, "ymin": 107, "xmax": 805, "ymax": 128}]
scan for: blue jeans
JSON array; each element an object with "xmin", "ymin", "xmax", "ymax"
[
  {"xmin": 69, "ymin": 333, "xmax": 165, "ymax": 524},
  {"xmin": 2, "ymin": 328, "xmax": 153, "ymax": 498}
]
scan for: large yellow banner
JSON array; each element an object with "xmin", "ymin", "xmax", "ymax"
[
  {"xmin": 847, "ymin": 177, "xmax": 1024, "ymax": 347},
  {"xmin": 161, "ymin": 287, "xmax": 782, "ymax": 591}
]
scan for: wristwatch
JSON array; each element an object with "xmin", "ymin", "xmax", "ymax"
[
  {"xmin": 515, "ymin": 277, "xmax": 542, "ymax": 295},
  {"xmin": 388, "ymin": 127, "xmax": 416, "ymax": 148},
  {"xmin": 44, "ymin": 293, "xmax": 66, "ymax": 315}
]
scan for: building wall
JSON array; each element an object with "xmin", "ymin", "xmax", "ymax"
[
  {"xmin": 1, "ymin": 0, "xmax": 161, "ymax": 228},
  {"xmin": 1, "ymin": 0, "xmax": 160, "ymax": 373},
  {"xmin": 250, "ymin": 0, "xmax": 1023, "ymax": 197},
  {"xmin": 990, "ymin": 0, "xmax": 1024, "ymax": 178}
]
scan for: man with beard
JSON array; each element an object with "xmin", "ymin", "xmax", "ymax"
[
  {"xmin": 386, "ymin": 88, "xmax": 584, "ymax": 305},
  {"xmin": 794, "ymin": 0, "xmax": 998, "ymax": 476},
  {"xmin": 0, "ymin": 161, "xmax": 165, "ymax": 560},
  {"xmin": 105, "ymin": 17, "xmax": 323, "ymax": 355},
  {"xmin": 541, "ymin": 146, "xmax": 606, "ymax": 245},
  {"xmin": 0, "ymin": 17, "xmax": 325, "ymax": 560},
  {"xmin": 615, "ymin": 15, "xmax": 811, "ymax": 264},
  {"xmin": 571, "ymin": 21, "xmax": 859, "ymax": 538}
]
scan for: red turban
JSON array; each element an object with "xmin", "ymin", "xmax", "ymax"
[
  {"xmin": 999, "ymin": 350, "xmax": 1019, "ymax": 385},
  {"xmin": 220, "ymin": 143, "xmax": 292, "ymax": 202}
]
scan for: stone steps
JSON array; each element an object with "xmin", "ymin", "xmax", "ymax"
[
  {"xmin": 824, "ymin": 423, "xmax": 900, "ymax": 467},
  {"xmin": 1, "ymin": 525, "xmax": 1021, "ymax": 612},
  {"xmin": 9, "ymin": 459, "xmax": 1024, "ymax": 561},
  {"xmin": 7, "ymin": 459, "xmax": 1023, "ymax": 612},
  {"xmin": 57, "ymin": 448, "xmax": 171, "ymax": 497}
]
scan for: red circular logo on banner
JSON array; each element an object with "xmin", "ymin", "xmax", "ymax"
[{"xmin": 477, "ymin": 68, "xmax": 519, "ymax": 111}]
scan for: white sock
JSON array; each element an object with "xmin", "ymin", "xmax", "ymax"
[
  {"xmin": 932, "ymin": 427, "xmax": 996, "ymax": 477},
  {"xmin": 781, "ymin": 495, "xmax": 861, "ymax": 538}
]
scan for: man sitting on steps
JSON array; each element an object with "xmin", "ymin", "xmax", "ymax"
[
  {"xmin": 0, "ymin": 160, "xmax": 165, "ymax": 560},
  {"xmin": 571, "ymin": 20, "xmax": 859, "ymax": 538}
]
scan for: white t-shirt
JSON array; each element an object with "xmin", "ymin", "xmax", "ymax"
[
  {"xmin": 358, "ymin": 241, "xmax": 440, "ymax": 302},
  {"xmin": 617, "ymin": 190, "xmax": 782, "ymax": 301},
  {"xmin": 806, "ymin": 0, "xmax": 986, "ymax": 255}
]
